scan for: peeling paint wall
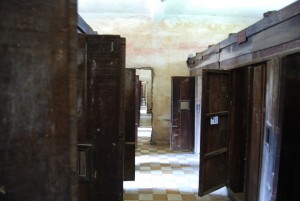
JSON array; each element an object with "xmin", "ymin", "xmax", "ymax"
[{"xmin": 82, "ymin": 14, "xmax": 260, "ymax": 144}]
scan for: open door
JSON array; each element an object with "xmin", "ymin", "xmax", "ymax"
[
  {"xmin": 198, "ymin": 70, "xmax": 230, "ymax": 196},
  {"xmin": 124, "ymin": 69, "xmax": 136, "ymax": 181},
  {"xmin": 76, "ymin": 35, "xmax": 125, "ymax": 201},
  {"xmin": 171, "ymin": 76, "xmax": 195, "ymax": 151}
]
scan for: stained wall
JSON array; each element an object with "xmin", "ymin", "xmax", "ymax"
[{"xmin": 81, "ymin": 14, "xmax": 260, "ymax": 144}]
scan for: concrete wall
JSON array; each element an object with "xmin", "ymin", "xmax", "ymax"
[{"xmin": 82, "ymin": 14, "xmax": 259, "ymax": 144}]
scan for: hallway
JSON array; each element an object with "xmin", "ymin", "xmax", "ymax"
[{"xmin": 123, "ymin": 134, "xmax": 231, "ymax": 201}]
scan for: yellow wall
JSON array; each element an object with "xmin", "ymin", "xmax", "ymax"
[{"xmin": 83, "ymin": 15, "xmax": 259, "ymax": 144}]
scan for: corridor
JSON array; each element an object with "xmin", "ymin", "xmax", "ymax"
[{"xmin": 123, "ymin": 134, "xmax": 231, "ymax": 201}]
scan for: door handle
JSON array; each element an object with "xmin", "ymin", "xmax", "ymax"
[{"xmin": 171, "ymin": 125, "xmax": 178, "ymax": 128}]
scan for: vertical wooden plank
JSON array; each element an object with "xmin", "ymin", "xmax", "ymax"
[
  {"xmin": 77, "ymin": 34, "xmax": 87, "ymax": 144},
  {"xmin": 77, "ymin": 34, "xmax": 89, "ymax": 201},
  {"xmin": 124, "ymin": 69, "xmax": 136, "ymax": 181},
  {"xmin": 135, "ymin": 75, "xmax": 141, "ymax": 146},
  {"xmin": 171, "ymin": 77, "xmax": 181, "ymax": 149},
  {"xmin": 245, "ymin": 64, "xmax": 266, "ymax": 201},
  {"xmin": 228, "ymin": 68, "xmax": 248, "ymax": 193},
  {"xmin": 259, "ymin": 58, "xmax": 281, "ymax": 201},
  {"xmin": 118, "ymin": 37, "xmax": 126, "ymax": 201},
  {"xmin": 0, "ymin": 0, "xmax": 77, "ymax": 201}
]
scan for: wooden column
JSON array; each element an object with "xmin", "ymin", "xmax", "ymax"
[{"xmin": 0, "ymin": 1, "xmax": 77, "ymax": 201}]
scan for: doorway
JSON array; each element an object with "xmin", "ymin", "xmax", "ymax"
[
  {"xmin": 229, "ymin": 65, "xmax": 266, "ymax": 201},
  {"xmin": 123, "ymin": 69, "xmax": 231, "ymax": 201},
  {"xmin": 198, "ymin": 65, "xmax": 266, "ymax": 201},
  {"xmin": 124, "ymin": 67, "xmax": 153, "ymax": 181},
  {"xmin": 276, "ymin": 53, "xmax": 300, "ymax": 200},
  {"xmin": 136, "ymin": 68, "xmax": 153, "ymax": 137}
]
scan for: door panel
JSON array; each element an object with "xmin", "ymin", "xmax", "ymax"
[
  {"xmin": 77, "ymin": 34, "xmax": 90, "ymax": 201},
  {"xmin": 203, "ymin": 151, "xmax": 227, "ymax": 192},
  {"xmin": 85, "ymin": 35, "xmax": 125, "ymax": 201},
  {"xmin": 199, "ymin": 70, "xmax": 230, "ymax": 196},
  {"xmin": 171, "ymin": 77, "xmax": 195, "ymax": 150},
  {"xmin": 77, "ymin": 34, "xmax": 88, "ymax": 147},
  {"xmin": 124, "ymin": 69, "xmax": 136, "ymax": 181}
]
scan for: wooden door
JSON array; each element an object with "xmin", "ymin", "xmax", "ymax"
[
  {"xmin": 124, "ymin": 69, "xmax": 136, "ymax": 181},
  {"xmin": 198, "ymin": 70, "xmax": 230, "ymax": 196},
  {"xmin": 171, "ymin": 76, "xmax": 195, "ymax": 150},
  {"xmin": 245, "ymin": 65, "xmax": 266, "ymax": 201},
  {"xmin": 86, "ymin": 35, "xmax": 125, "ymax": 201}
]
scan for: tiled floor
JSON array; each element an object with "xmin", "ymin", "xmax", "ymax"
[{"xmin": 123, "ymin": 135, "xmax": 231, "ymax": 201}]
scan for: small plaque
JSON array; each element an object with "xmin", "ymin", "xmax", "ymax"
[
  {"xmin": 210, "ymin": 116, "xmax": 219, "ymax": 125},
  {"xmin": 180, "ymin": 101, "xmax": 190, "ymax": 110}
]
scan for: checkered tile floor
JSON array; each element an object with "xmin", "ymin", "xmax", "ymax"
[{"xmin": 123, "ymin": 136, "xmax": 231, "ymax": 201}]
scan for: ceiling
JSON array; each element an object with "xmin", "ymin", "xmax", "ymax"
[{"xmin": 78, "ymin": 0, "xmax": 296, "ymax": 20}]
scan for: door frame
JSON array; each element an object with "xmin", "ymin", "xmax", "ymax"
[{"xmin": 198, "ymin": 65, "xmax": 266, "ymax": 200}]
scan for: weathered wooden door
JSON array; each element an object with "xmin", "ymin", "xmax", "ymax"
[
  {"xmin": 171, "ymin": 76, "xmax": 195, "ymax": 150},
  {"xmin": 80, "ymin": 35, "xmax": 125, "ymax": 201},
  {"xmin": 198, "ymin": 70, "xmax": 230, "ymax": 196},
  {"xmin": 124, "ymin": 69, "xmax": 136, "ymax": 181}
]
